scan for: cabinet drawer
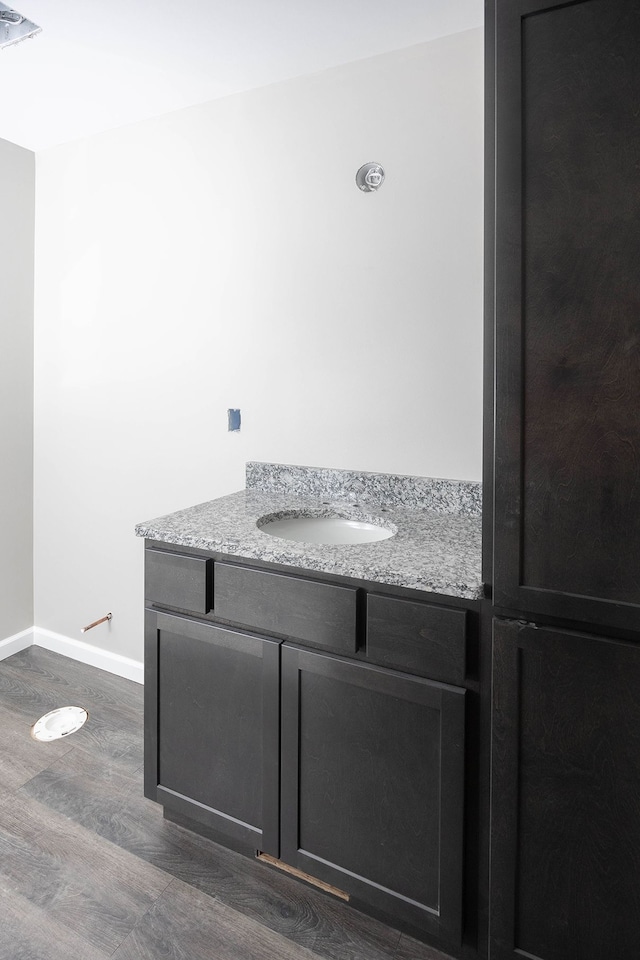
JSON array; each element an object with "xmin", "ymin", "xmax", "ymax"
[
  {"xmin": 145, "ymin": 549, "xmax": 212, "ymax": 614},
  {"xmin": 366, "ymin": 593, "xmax": 466, "ymax": 684},
  {"xmin": 213, "ymin": 562, "xmax": 357, "ymax": 654}
]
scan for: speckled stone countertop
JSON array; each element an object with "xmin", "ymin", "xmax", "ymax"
[{"xmin": 136, "ymin": 463, "xmax": 483, "ymax": 601}]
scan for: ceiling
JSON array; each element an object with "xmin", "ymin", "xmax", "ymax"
[{"xmin": 0, "ymin": 1, "xmax": 483, "ymax": 153}]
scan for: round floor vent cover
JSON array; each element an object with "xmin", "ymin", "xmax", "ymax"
[{"xmin": 31, "ymin": 706, "xmax": 88, "ymax": 742}]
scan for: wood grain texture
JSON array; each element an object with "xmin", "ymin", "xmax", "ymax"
[
  {"xmin": 0, "ymin": 656, "xmax": 67, "ymax": 722},
  {"xmin": 19, "ymin": 749, "xmax": 142, "ymax": 833},
  {"xmin": 280, "ymin": 645, "xmax": 466, "ymax": 945},
  {"xmin": 367, "ymin": 593, "xmax": 466, "ymax": 684},
  {"xmin": 297, "ymin": 670, "xmax": 441, "ymax": 905},
  {"xmin": 154, "ymin": 613, "xmax": 281, "ymax": 855},
  {"xmin": 491, "ymin": 620, "xmax": 640, "ymax": 960},
  {"xmin": 0, "ymin": 883, "xmax": 110, "ymax": 960},
  {"xmin": 4, "ymin": 644, "xmax": 143, "ymax": 716},
  {"xmin": 257, "ymin": 852, "xmax": 351, "ymax": 901},
  {"xmin": 0, "ymin": 647, "xmax": 143, "ymax": 775},
  {"xmin": 214, "ymin": 561, "xmax": 358, "ymax": 653},
  {"xmin": 112, "ymin": 877, "xmax": 321, "ymax": 960},
  {"xmin": 521, "ymin": 0, "xmax": 640, "ymax": 603},
  {"xmin": 145, "ymin": 547, "xmax": 212, "ymax": 614},
  {"xmin": 0, "ymin": 790, "xmax": 170, "ymax": 954},
  {"xmin": 394, "ymin": 934, "xmax": 455, "ymax": 960},
  {"xmin": 0, "ymin": 651, "xmax": 172, "ymax": 958},
  {"xmin": 1, "ymin": 647, "xmax": 421, "ymax": 960},
  {"xmin": 128, "ymin": 794, "xmax": 403, "ymax": 960},
  {"xmin": 487, "ymin": 620, "xmax": 520, "ymax": 959},
  {"xmin": 158, "ymin": 618, "xmax": 266, "ymax": 826},
  {"xmin": 0, "ymin": 701, "xmax": 73, "ymax": 791},
  {"xmin": 493, "ymin": 0, "xmax": 640, "ymax": 632}
]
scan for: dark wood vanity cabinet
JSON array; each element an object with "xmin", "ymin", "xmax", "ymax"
[{"xmin": 144, "ymin": 544, "xmax": 479, "ymax": 952}]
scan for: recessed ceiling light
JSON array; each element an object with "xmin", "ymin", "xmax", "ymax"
[{"xmin": 0, "ymin": 2, "xmax": 41, "ymax": 49}]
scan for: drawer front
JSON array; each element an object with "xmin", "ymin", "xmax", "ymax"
[
  {"xmin": 214, "ymin": 562, "xmax": 357, "ymax": 654},
  {"xmin": 145, "ymin": 548, "xmax": 211, "ymax": 614},
  {"xmin": 366, "ymin": 593, "xmax": 466, "ymax": 684}
]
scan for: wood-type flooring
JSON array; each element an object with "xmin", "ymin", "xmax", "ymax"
[{"xmin": 0, "ymin": 646, "xmax": 451, "ymax": 960}]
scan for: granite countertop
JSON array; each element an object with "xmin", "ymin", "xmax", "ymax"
[{"xmin": 136, "ymin": 462, "xmax": 483, "ymax": 601}]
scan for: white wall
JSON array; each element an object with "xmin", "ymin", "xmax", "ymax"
[
  {"xmin": 0, "ymin": 138, "xmax": 34, "ymax": 643},
  {"xmin": 33, "ymin": 29, "xmax": 484, "ymax": 661}
]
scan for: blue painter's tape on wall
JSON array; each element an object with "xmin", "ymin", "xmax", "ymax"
[{"xmin": 228, "ymin": 408, "xmax": 241, "ymax": 432}]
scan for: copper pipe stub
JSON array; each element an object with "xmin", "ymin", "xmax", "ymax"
[{"xmin": 81, "ymin": 612, "xmax": 112, "ymax": 634}]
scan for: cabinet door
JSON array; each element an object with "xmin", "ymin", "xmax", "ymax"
[
  {"xmin": 491, "ymin": 619, "xmax": 640, "ymax": 960},
  {"xmin": 280, "ymin": 645, "xmax": 466, "ymax": 945},
  {"xmin": 145, "ymin": 611, "xmax": 280, "ymax": 857},
  {"xmin": 492, "ymin": 0, "xmax": 640, "ymax": 632}
]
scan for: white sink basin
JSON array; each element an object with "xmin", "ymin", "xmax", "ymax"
[{"xmin": 257, "ymin": 513, "xmax": 395, "ymax": 545}]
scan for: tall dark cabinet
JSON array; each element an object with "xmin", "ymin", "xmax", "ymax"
[{"xmin": 489, "ymin": 1, "xmax": 640, "ymax": 958}]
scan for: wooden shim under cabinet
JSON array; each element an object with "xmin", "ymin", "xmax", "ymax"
[{"xmin": 256, "ymin": 852, "xmax": 350, "ymax": 902}]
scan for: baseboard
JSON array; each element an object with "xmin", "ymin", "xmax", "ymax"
[
  {"xmin": 0, "ymin": 627, "xmax": 35, "ymax": 661},
  {"xmin": 32, "ymin": 627, "xmax": 144, "ymax": 684}
]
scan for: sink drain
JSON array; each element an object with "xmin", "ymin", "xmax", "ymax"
[{"xmin": 31, "ymin": 706, "xmax": 88, "ymax": 742}]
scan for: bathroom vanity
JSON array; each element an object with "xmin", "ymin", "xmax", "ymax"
[
  {"xmin": 137, "ymin": 464, "xmax": 485, "ymax": 955},
  {"xmin": 136, "ymin": 3, "xmax": 640, "ymax": 957}
]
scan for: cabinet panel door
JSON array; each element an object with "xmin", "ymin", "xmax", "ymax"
[
  {"xmin": 146, "ymin": 611, "xmax": 280, "ymax": 857},
  {"xmin": 490, "ymin": 619, "xmax": 640, "ymax": 960},
  {"xmin": 280, "ymin": 645, "xmax": 465, "ymax": 945},
  {"xmin": 492, "ymin": 0, "xmax": 640, "ymax": 631}
]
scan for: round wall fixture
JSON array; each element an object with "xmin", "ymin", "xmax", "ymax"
[
  {"xmin": 356, "ymin": 162, "xmax": 385, "ymax": 192},
  {"xmin": 31, "ymin": 706, "xmax": 88, "ymax": 742}
]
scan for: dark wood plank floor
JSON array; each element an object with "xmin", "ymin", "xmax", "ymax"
[{"xmin": 0, "ymin": 646, "xmax": 452, "ymax": 960}]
